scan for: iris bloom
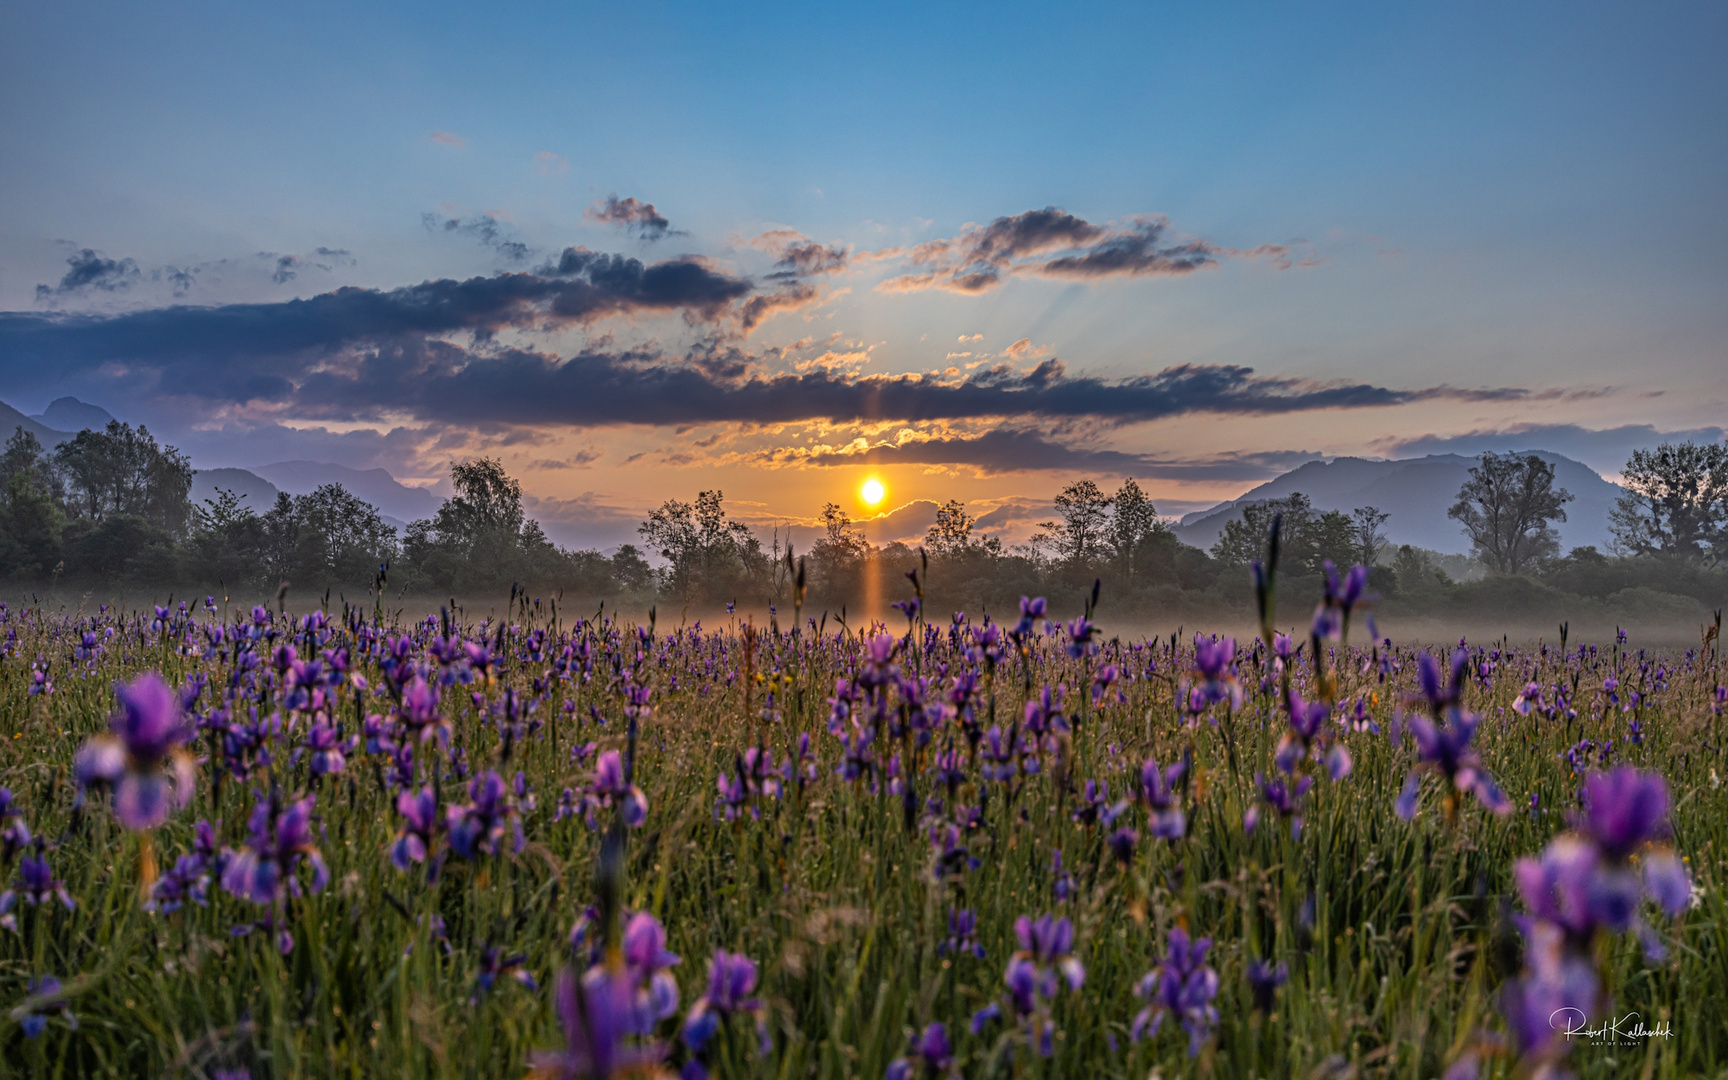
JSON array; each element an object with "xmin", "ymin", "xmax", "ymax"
[
  {"xmin": 1131, "ymin": 928, "xmax": 1220, "ymax": 1057},
  {"xmin": 682, "ymin": 949, "xmax": 770, "ymax": 1078},
  {"xmin": 1138, "ymin": 758, "xmax": 1186, "ymax": 839},
  {"xmin": 11, "ymin": 974, "xmax": 76, "ymax": 1038},
  {"xmin": 886, "ymin": 1023, "xmax": 952, "ymax": 1080},
  {"xmin": 530, "ymin": 967, "xmax": 667, "ymax": 1079},
  {"xmin": 1395, "ymin": 711, "xmax": 1509, "ymax": 821},
  {"xmin": 1, "ymin": 851, "xmax": 75, "ymax": 930},
  {"xmin": 74, "ymin": 673, "xmax": 196, "ymax": 830},
  {"xmin": 221, "ymin": 792, "xmax": 328, "ymax": 909}
]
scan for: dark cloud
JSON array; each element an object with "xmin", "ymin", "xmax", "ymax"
[
  {"xmin": 34, "ymin": 249, "xmax": 141, "ymax": 301},
  {"xmin": 0, "ymin": 261, "xmax": 758, "ymax": 405},
  {"xmin": 769, "ymin": 241, "xmax": 850, "ymax": 279},
  {"xmin": 739, "ymin": 282, "xmax": 820, "ymax": 331},
  {"xmin": 777, "ymin": 427, "xmax": 1318, "ymax": 479},
  {"xmin": 1383, "ymin": 423, "xmax": 1727, "ymax": 475},
  {"xmin": 421, "ymin": 212, "xmax": 533, "ymax": 262},
  {"xmin": 584, "ymin": 196, "xmax": 678, "ymax": 241},
  {"xmin": 881, "ymin": 207, "xmax": 1287, "ymax": 294},
  {"xmin": 0, "ymin": 276, "xmax": 1528, "ymax": 430}
]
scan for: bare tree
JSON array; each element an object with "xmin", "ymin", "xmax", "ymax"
[{"xmin": 1447, "ymin": 453, "xmax": 1572, "ymax": 574}]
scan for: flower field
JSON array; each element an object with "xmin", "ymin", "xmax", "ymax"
[{"xmin": 0, "ymin": 569, "xmax": 1723, "ymax": 1079}]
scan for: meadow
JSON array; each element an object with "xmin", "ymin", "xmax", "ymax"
[{"xmin": 0, "ymin": 567, "xmax": 1722, "ymax": 1079}]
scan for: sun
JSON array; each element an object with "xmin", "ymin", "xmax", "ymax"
[{"xmin": 860, "ymin": 476, "xmax": 886, "ymax": 507}]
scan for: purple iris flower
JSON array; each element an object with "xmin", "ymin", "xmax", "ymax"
[
  {"xmin": 470, "ymin": 946, "xmax": 537, "ymax": 1006},
  {"xmin": 74, "ymin": 672, "xmax": 197, "ymax": 830},
  {"xmin": 1131, "ymin": 927, "xmax": 1220, "ymax": 1056},
  {"xmin": 940, "ymin": 908, "xmax": 984, "ymax": 959},
  {"xmin": 1014, "ymin": 596, "xmax": 1047, "ymax": 638},
  {"xmin": 886, "ymin": 1022, "xmax": 952, "ymax": 1080},
  {"xmin": 1244, "ymin": 773, "xmax": 1313, "ymax": 839},
  {"xmin": 398, "ymin": 677, "xmax": 450, "ymax": 746},
  {"xmin": 1499, "ymin": 920, "xmax": 1605, "ymax": 1073},
  {"xmin": 304, "ymin": 717, "xmax": 355, "ymax": 777},
  {"xmin": 622, "ymin": 912, "xmax": 682, "ymax": 1029},
  {"xmin": 1395, "ymin": 711, "xmax": 1509, "ymax": 820},
  {"xmin": 532, "ymin": 966, "xmax": 666, "ymax": 1079},
  {"xmin": 1, "ymin": 851, "xmax": 75, "ymax": 930},
  {"xmin": 1578, "ymin": 766, "xmax": 1670, "ymax": 860},
  {"xmin": 14, "ymin": 974, "xmax": 76, "ymax": 1038},
  {"xmin": 1247, "ymin": 959, "xmax": 1288, "ymax": 1014},
  {"xmin": 391, "ymin": 786, "xmax": 442, "ymax": 872},
  {"xmin": 1014, "ymin": 913, "xmax": 1085, "ymax": 990},
  {"xmin": 586, "ymin": 750, "xmax": 648, "ymax": 828},
  {"xmin": 447, "ymin": 771, "xmax": 525, "ymax": 860},
  {"xmin": 682, "ymin": 949, "xmax": 770, "ymax": 1069},
  {"xmin": 1139, "ymin": 758, "xmax": 1186, "ymax": 839},
  {"xmin": 1063, "ymin": 616, "xmax": 1098, "ymax": 660},
  {"xmin": 1276, "ymin": 687, "xmax": 1330, "ymax": 775},
  {"xmin": 221, "ymin": 792, "xmax": 328, "ymax": 909},
  {"xmin": 1187, "ymin": 636, "xmax": 1242, "ymax": 712},
  {"xmin": 1409, "ymin": 648, "xmax": 1469, "ymax": 716}
]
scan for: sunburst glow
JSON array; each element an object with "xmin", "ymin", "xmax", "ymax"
[{"xmin": 860, "ymin": 476, "xmax": 885, "ymax": 506}]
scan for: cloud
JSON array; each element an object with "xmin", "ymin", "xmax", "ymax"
[
  {"xmin": 533, "ymin": 151, "xmax": 569, "ymax": 176},
  {"xmin": 877, "ymin": 207, "xmax": 1287, "ymax": 294},
  {"xmin": 739, "ymin": 282, "xmax": 825, "ymax": 332},
  {"xmin": 769, "ymin": 426, "xmax": 1319, "ymax": 479},
  {"xmin": 422, "ymin": 212, "xmax": 532, "ymax": 262},
  {"xmin": 1381, "ymin": 423, "xmax": 1727, "ymax": 474},
  {"xmin": 0, "ymin": 275, "xmax": 1530, "ymax": 433},
  {"xmin": 585, "ymin": 195, "xmax": 677, "ymax": 241},
  {"xmin": 34, "ymin": 249, "xmax": 141, "ymax": 301},
  {"xmin": 429, "ymin": 131, "xmax": 466, "ymax": 148}
]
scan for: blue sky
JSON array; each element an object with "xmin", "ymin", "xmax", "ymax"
[{"xmin": 1, "ymin": 1, "xmax": 1724, "ymax": 545}]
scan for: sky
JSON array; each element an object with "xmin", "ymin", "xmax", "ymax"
[{"xmin": 1, "ymin": 0, "xmax": 1724, "ymax": 549}]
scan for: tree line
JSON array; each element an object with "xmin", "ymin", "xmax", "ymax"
[{"xmin": 3, "ymin": 420, "xmax": 1724, "ymax": 616}]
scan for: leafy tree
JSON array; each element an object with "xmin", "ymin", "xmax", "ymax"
[
  {"xmin": 639, "ymin": 490, "xmax": 767, "ymax": 605},
  {"xmin": 925, "ymin": 500, "xmax": 977, "ymax": 559},
  {"xmin": 1033, "ymin": 480, "xmax": 1112, "ymax": 569},
  {"xmin": 609, "ymin": 544, "xmax": 654, "ymax": 592},
  {"xmin": 1211, "ymin": 493, "xmax": 1315, "ymax": 569},
  {"xmin": 53, "ymin": 421, "xmax": 194, "ymax": 537},
  {"xmin": 1108, "ymin": 479, "xmax": 1165, "ymax": 582},
  {"xmin": 1352, "ymin": 506, "xmax": 1390, "ymax": 567},
  {"xmin": 1608, "ymin": 441, "xmax": 1728, "ymax": 562},
  {"xmin": 0, "ymin": 428, "xmax": 64, "ymax": 579},
  {"xmin": 1447, "ymin": 452, "xmax": 1572, "ymax": 574},
  {"xmin": 809, "ymin": 502, "xmax": 870, "ymax": 599}
]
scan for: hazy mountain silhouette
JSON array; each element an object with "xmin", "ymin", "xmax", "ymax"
[
  {"xmin": 252, "ymin": 460, "xmax": 440, "ymax": 525},
  {"xmin": 1172, "ymin": 453, "xmax": 1623, "ymax": 555}
]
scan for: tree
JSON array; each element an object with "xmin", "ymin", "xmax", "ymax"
[
  {"xmin": 291, "ymin": 483, "xmax": 400, "ymax": 585},
  {"xmin": 1608, "ymin": 441, "xmax": 1728, "ymax": 562},
  {"xmin": 925, "ymin": 500, "xmax": 977, "ymax": 559},
  {"xmin": 1447, "ymin": 452, "xmax": 1572, "ymax": 574},
  {"xmin": 1309, "ymin": 509, "xmax": 1359, "ymax": 571},
  {"xmin": 53, "ymin": 421, "xmax": 194, "ymax": 537},
  {"xmin": 0, "ymin": 428, "xmax": 64, "ymax": 579},
  {"xmin": 1351, "ymin": 506, "xmax": 1390, "ymax": 568},
  {"xmin": 433, "ymin": 458, "xmax": 526, "ymax": 562},
  {"xmin": 1211, "ymin": 493, "xmax": 1316, "ymax": 569},
  {"xmin": 1108, "ymin": 479, "xmax": 1164, "ymax": 582},
  {"xmin": 809, "ymin": 502, "xmax": 870, "ymax": 598},
  {"xmin": 1033, "ymin": 480, "xmax": 1112, "ymax": 568},
  {"xmin": 639, "ymin": 490, "xmax": 766, "ymax": 605}
]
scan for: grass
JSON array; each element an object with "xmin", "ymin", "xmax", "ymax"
[{"xmin": 0, "ymin": 596, "xmax": 1723, "ymax": 1079}]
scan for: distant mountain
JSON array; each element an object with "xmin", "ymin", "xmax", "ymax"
[
  {"xmin": 0, "ymin": 400, "xmax": 70, "ymax": 447},
  {"xmin": 32, "ymin": 396, "xmax": 116, "ymax": 432},
  {"xmin": 1173, "ymin": 453, "xmax": 1623, "ymax": 555},
  {"xmin": 191, "ymin": 468, "xmax": 280, "ymax": 512},
  {"xmin": 252, "ymin": 460, "xmax": 441, "ymax": 525}
]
